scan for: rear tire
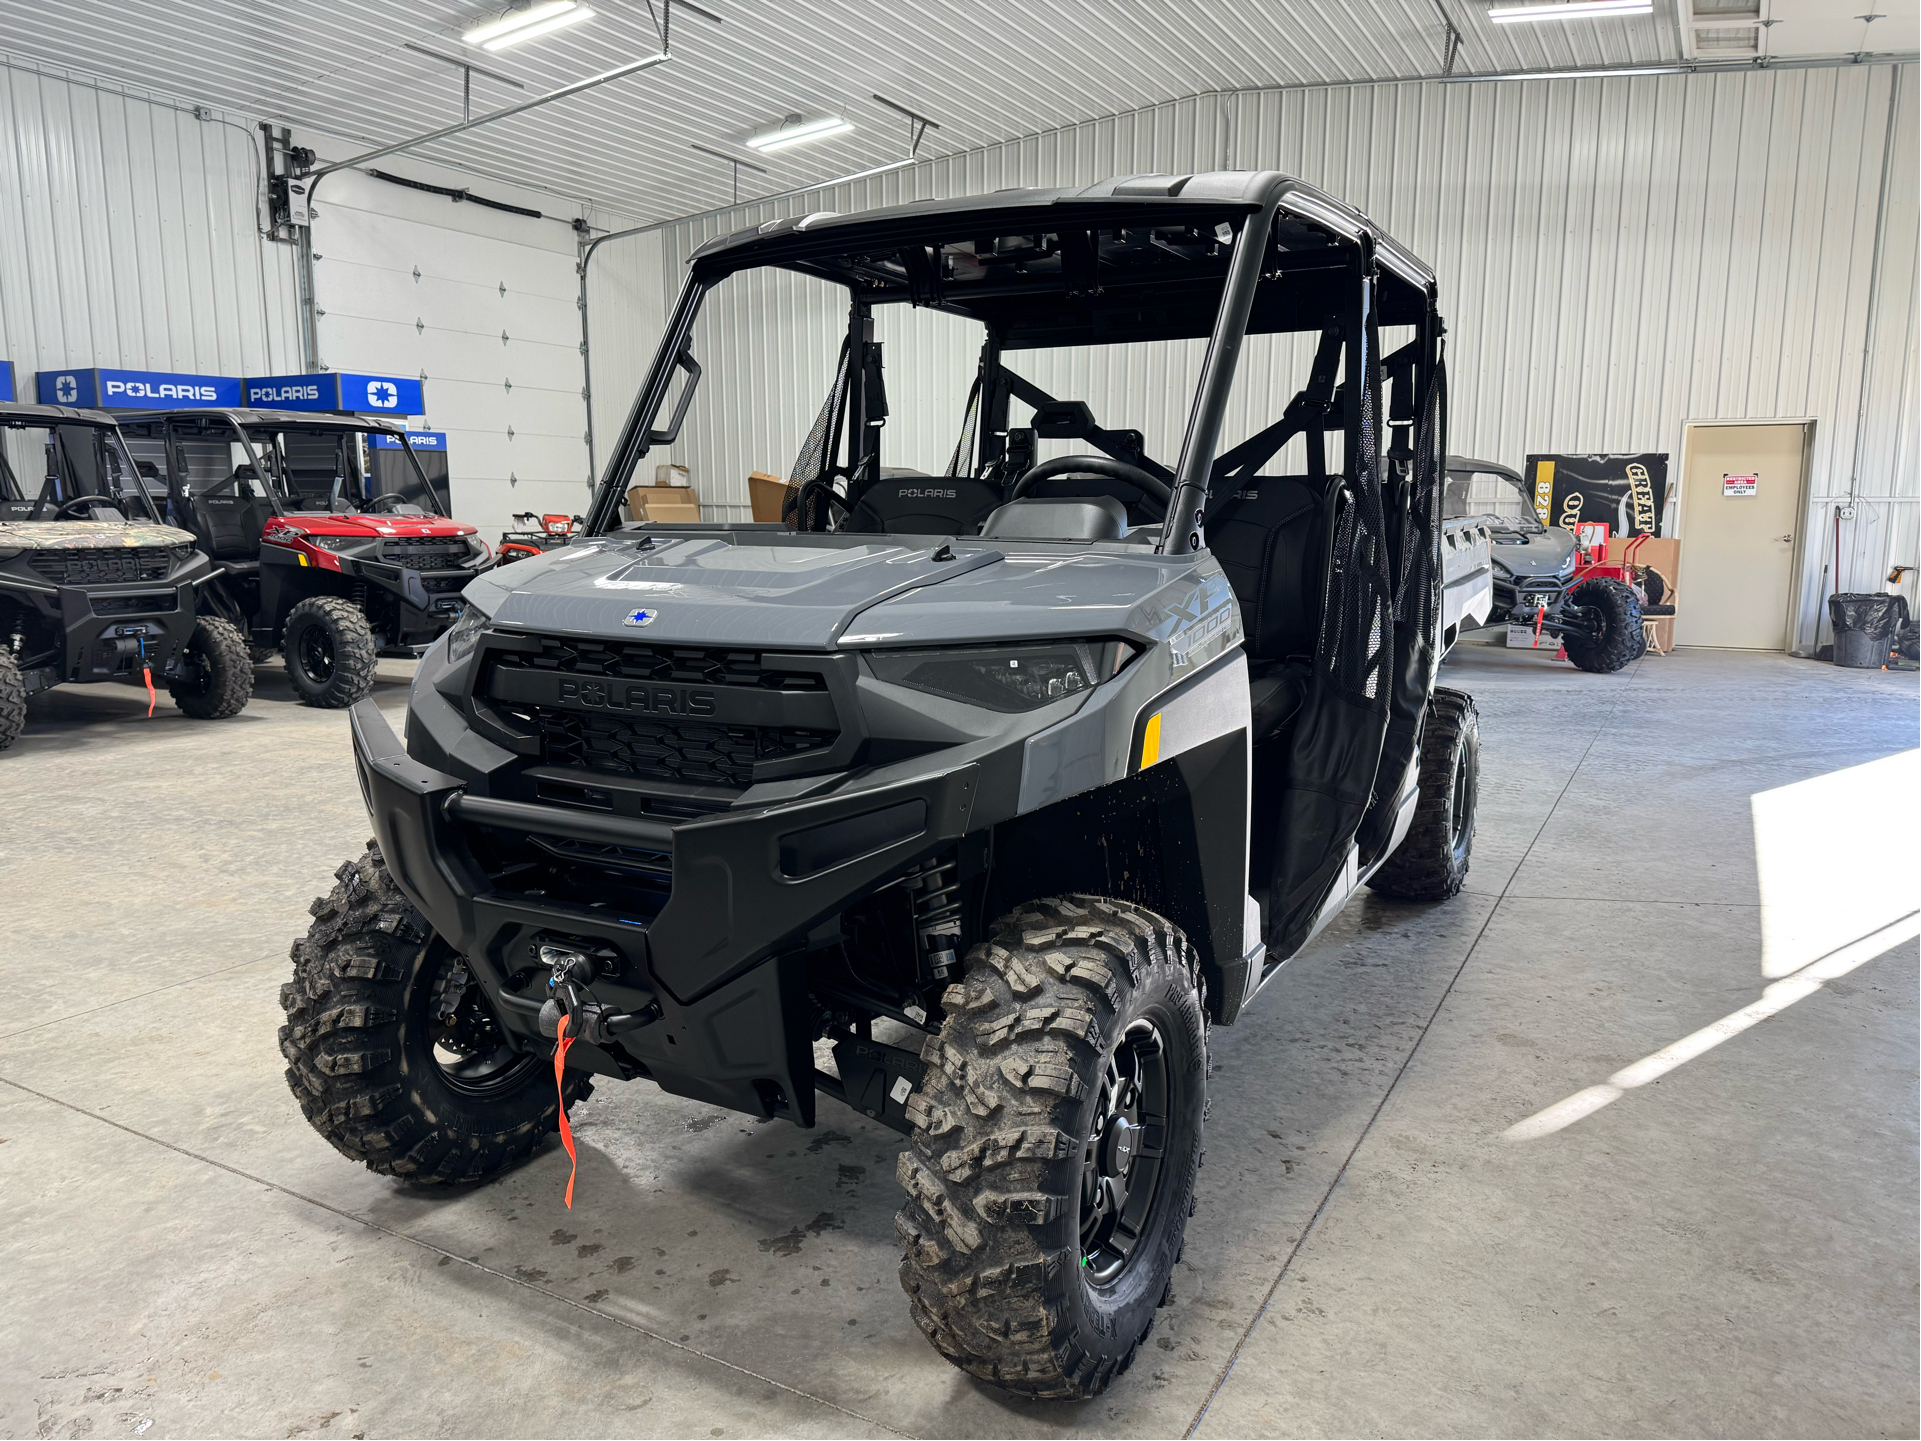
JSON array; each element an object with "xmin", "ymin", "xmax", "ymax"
[
  {"xmin": 1367, "ymin": 687, "xmax": 1479, "ymax": 902},
  {"xmin": 0, "ymin": 650, "xmax": 25, "ymax": 753},
  {"xmin": 279, "ymin": 841, "xmax": 591, "ymax": 1183},
  {"xmin": 284, "ymin": 596, "xmax": 378, "ymax": 708},
  {"xmin": 896, "ymin": 896, "xmax": 1206, "ymax": 1401},
  {"xmin": 169, "ymin": 617, "xmax": 253, "ymax": 719},
  {"xmin": 1561, "ymin": 578, "xmax": 1643, "ymax": 674}
]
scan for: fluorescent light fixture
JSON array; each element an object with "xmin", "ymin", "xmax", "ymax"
[
  {"xmin": 1489, "ymin": 0, "xmax": 1653, "ymax": 20},
  {"xmin": 1445, "ymin": 63, "xmax": 1686, "ymax": 80},
  {"xmin": 745, "ymin": 115, "xmax": 855, "ymax": 153},
  {"xmin": 464, "ymin": 1, "xmax": 591, "ymax": 49}
]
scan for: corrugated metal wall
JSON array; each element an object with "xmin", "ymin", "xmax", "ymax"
[
  {"xmin": 0, "ymin": 56, "xmax": 301, "ymax": 401},
  {"xmin": 597, "ymin": 62, "xmax": 1917, "ymax": 652}
]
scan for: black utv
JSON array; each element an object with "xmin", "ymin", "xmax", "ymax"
[
  {"xmin": 120, "ymin": 409, "xmax": 493, "ymax": 707},
  {"xmin": 281, "ymin": 170, "xmax": 1485, "ymax": 1399},
  {"xmin": 0, "ymin": 402, "xmax": 250, "ymax": 750}
]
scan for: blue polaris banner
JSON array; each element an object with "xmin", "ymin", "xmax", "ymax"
[
  {"xmin": 38, "ymin": 367, "xmax": 241, "ymax": 409},
  {"xmin": 368, "ymin": 431, "xmax": 446, "ymax": 450},
  {"xmin": 245, "ymin": 371, "xmax": 425, "ymax": 415},
  {"xmin": 0, "ymin": 360, "xmax": 14, "ymax": 403}
]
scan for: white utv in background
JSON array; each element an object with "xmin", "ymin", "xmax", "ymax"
[{"xmin": 281, "ymin": 170, "xmax": 1491, "ymax": 1400}]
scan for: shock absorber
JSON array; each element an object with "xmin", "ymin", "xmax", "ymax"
[{"xmin": 908, "ymin": 856, "xmax": 963, "ymax": 983}]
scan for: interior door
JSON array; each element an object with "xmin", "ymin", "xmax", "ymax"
[{"xmin": 1674, "ymin": 422, "xmax": 1809, "ymax": 649}]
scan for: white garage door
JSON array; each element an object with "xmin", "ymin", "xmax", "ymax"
[{"xmin": 309, "ymin": 169, "xmax": 590, "ymax": 541}]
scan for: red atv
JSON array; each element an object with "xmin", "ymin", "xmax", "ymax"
[
  {"xmin": 496, "ymin": 512, "xmax": 580, "ymax": 565},
  {"xmin": 121, "ymin": 409, "xmax": 493, "ymax": 707}
]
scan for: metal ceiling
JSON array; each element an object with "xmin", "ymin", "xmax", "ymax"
[{"xmin": 0, "ymin": 0, "xmax": 1707, "ymax": 225}]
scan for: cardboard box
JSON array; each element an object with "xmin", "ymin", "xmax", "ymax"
[
  {"xmin": 748, "ymin": 471, "xmax": 787, "ymax": 523},
  {"xmin": 655, "ymin": 463, "xmax": 692, "ymax": 487},
  {"xmin": 627, "ymin": 484, "xmax": 702, "ymax": 524}
]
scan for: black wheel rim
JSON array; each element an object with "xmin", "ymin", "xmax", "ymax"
[
  {"xmin": 1080, "ymin": 1018, "xmax": 1170, "ymax": 1285},
  {"xmin": 176, "ymin": 639, "xmax": 211, "ymax": 698},
  {"xmin": 1449, "ymin": 738, "xmax": 1477, "ymax": 865},
  {"xmin": 296, "ymin": 622, "xmax": 335, "ymax": 684},
  {"xmin": 421, "ymin": 945, "xmax": 536, "ymax": 1098}
]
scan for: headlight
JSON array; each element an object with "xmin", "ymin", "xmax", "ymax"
[
  {"xmin": 445, "ymin": 601, "xmax": 492, "ymax": 664},
  {"xmin": 1491, "ymin": 558, "xmax": 1513, "ymax": 580},
  {"xmin": 1556, "ymin": 551, "xmax": 1578, "ymax": 578},
  {"xmin": 869, "ymin": 639, "xmax": 1136, "ymax": 713},
  {"xmin": 468, "ymin": 535, "xmax": 493, "ymax": 563},
  {"xmin": 311, "ymin": 534, "xmax": 364, "ymax": 553}
]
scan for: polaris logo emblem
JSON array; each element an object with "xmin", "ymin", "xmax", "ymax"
[
  {"xmin": 624, "ymin": 607, "xmax": 658, "ymax": 627},
  {"xmin": 897, "ymin": 488, "xmax": 957, "ymax": 499},
  {"xmin": 366, "ymin": 380, "xmax": 399, "ymax": 409},
  {"xmin": 557, "ymin": 678, "xmax": 716, "ymax": 716},
  {"xmin": 105, "ymin": 379, "xmax": 219, "ymax": 401},
  {"xmin": 55, "ymin": 374, "xmax": 79, "ymax": 403},
  {"xmin": 252, "ymin": 384, "xmax": 321, "ymax": 402}
]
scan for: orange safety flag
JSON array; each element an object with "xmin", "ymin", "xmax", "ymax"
[
  {"xmin": 553, "ymin": 1012, "xmax": 578, "ymax": 1208},
  {"xmin": 142, "ymin": 665, "xmax": 156, "ymax": 718}
]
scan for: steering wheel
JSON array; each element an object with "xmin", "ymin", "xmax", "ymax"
[
  {"xmin": 1010, "ymin": 454, "xmax": 1172, "ymax": 506},
  {"xmin": 54, "ymin": 496, "xmax": 115, "ymax": 519},
  {"xmin": 366, "ymin": 493, "xmax": 414, "ymax": 513}
]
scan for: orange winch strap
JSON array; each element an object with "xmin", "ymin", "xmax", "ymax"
[{"xmin": 553, "ymin": 1013, "xmax": 578, "ymax": 1208}]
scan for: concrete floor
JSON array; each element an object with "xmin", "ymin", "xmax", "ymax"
[{"xmin": 1, "ymin": 642, "xmax": 1914, "ymax": 1440}]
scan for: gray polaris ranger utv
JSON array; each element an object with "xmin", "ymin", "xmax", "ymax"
[{"xmin": 282, "ymin": 171, "xmax": 1486, "ymax": 1400}]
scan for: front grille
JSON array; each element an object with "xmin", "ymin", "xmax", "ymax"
[
  {"xmin": 504, "ymin": 635, "xmax": 829, "ymax": 690},
  {"xmin": 28, "ymin": 547, "xmax": 175, "ymax": 586},
  {"xmin": 536, "ymin": 711, "xmax": 832, "ymax": 789},
  {"xmin": 492, "ymin": 635, "xmax": 838, "ymax": 788},
  {"xmin": 421, "ymin": 573, "xmax": 468, "ymax": 594},
  {"xmin": 381, "ymin": 536, "xmax": 472, "ymax": 570}
]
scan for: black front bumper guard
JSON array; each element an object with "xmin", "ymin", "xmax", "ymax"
[
  {"xmin": 349, "ymin": 699, "xmax": 978, "ymax": 1126},
  {"xmin": 42, "ymin": 580, "xmax": 199, "ymax": 692}
]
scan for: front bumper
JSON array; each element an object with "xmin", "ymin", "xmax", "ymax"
[
  {"xmin": 350, "ymin": 698, "xmax": 978, "ymax": 1124},
  {"xmin": 22, "ymin": 580, "xmax": 199, "ymax": 693}
]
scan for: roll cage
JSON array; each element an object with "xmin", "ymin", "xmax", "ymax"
[
  {"xmin": 123, "ymin": 408, "xmax": 448, "ymax": 519},
  {"xmin": 0, "ymin": 403, "xmax": 165, "ymax": 523}
]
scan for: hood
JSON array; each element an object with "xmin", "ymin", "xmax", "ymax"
[
  {"xmin": 463, "ymin": 533, "xmax": 1208, "ymax": 651},
  {"xmin": 268, "ymin": 512, "xmax": 474, "ymax": 540},
  {"xmin": 1489, "ymin": 524, "xmax": 1577, "ymax": 578},
  {"xmin": 0, "ymin": 518, "xmax": 196, "ymax": 550}
]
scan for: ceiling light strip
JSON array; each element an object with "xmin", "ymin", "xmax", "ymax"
[
  {"xmin": 481, "ymin": 7, "xmax": 595, "ymax": 50},
  {"xmin": 1488, "ymin": 0, "xmax": 1653, "ymax": 20},
  {"xmin": 463, "ymin": 1, "xmax": 579, "ymax": 45}
]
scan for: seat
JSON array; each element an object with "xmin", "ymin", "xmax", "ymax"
[
  {"xmin": 190, "ymin": 467, "xmax": 271, "ymax": 562},
  {"xmin": 1205, "ymin": 476, "xmax": 1326, "ymax": 739},
  {"xmin": 842, "ymin": 470, "xmax": 1006, "ymax": 535}
]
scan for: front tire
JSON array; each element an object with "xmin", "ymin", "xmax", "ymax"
[
  {"xmin": 896, "ymin": 896, "xmax": 1206, "ymax": 1401},
  {"xmin": 169, "ymin": 616, "xmax": 253, "ymax": 719},
  {"xmin": 1367, "ymin": 687, "xmax": 1480, "ymax": 901},
  {"xmin": 279, "ymin": 841, "xmax": 591, "ymax": 1183},
  {"xmin": 0, "ymin": 649, "xmax": 25, "ymax": 753},
  {"xmin": 1561, "ymin": 578, "xmax": 1643, "ymax": 674},
  {"xmin": 283, "ymin": 596, "xmax": 378, "ymax": 708}
]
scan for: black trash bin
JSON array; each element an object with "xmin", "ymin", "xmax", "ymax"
[{"xmin": 1828, "ymin": 593, "xmax": 1906, "ymax": 668}]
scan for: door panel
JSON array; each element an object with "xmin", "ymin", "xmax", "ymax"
[{"xmin": 1674, "ymin": 423, "xmax": 1808, "ymax": 650}]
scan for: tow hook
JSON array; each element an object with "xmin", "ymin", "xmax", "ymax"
[{"xmin": 536, "ymin": 945, "xmax": 661, "ymax": 1045}]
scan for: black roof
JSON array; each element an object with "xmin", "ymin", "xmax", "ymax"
[
  {"xmin": 686, "ymin": 170, "xmax": 1438, "ymax": 347},
  {"xmin": 0, "ymin": 402, "xmax": 122, "ymax": 429},
  {"xmin": 115, "ymin": 408, "xmax": 409, "ymax": 434}
]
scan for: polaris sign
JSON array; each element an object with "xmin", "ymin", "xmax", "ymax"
[
  {"xmin": 0, "ymin": 360, "xmax": 13, "ymax": 404},
  {"xmin": 244, "ymin": 372, "xmax": 425, "ymax": 415},
  {"xmin": 368, "ymin": 431, "xmax": 446, "ymax": 450},
  {"xmin": 36, "ymin": 367, "xmax": 241, "ymax": 410}
]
